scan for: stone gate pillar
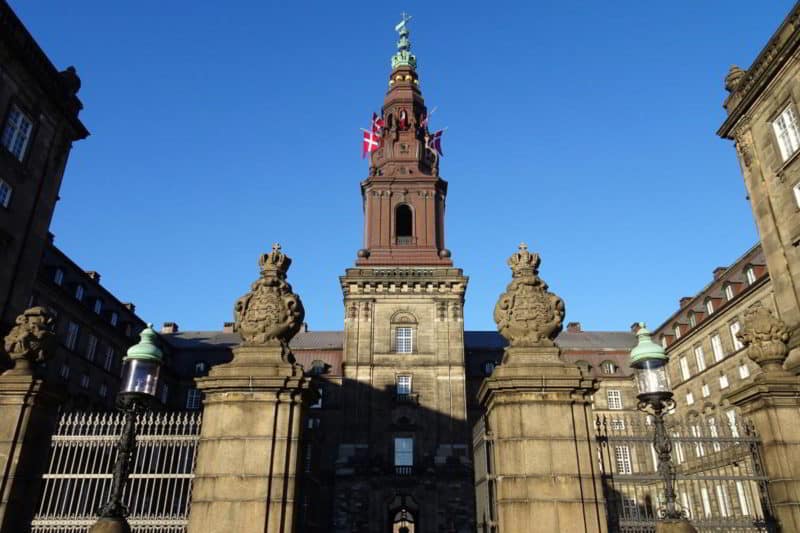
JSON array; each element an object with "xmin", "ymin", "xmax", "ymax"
[
  {"xmin": 725, "ymin": 302, "xmax": 800, "ymax": 531},
  {"xmin": 476, "ymin": 245, "xmax": 607, "ymax": 533},
  {"xmin": 187, "ymin": 244, "xmax": 314, "ymax": 533},
  {"xmin": 0, "ymin": 307, "xmax": 62, "ymax": 532}
]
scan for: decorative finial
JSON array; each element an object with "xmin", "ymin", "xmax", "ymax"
[
  {"xmin": 725, "ymin": 65, "xmax": 746, "ymax": 93},
  {"xmin": 494, "ymin": 245, "xmax": 565, "ymax": 348},
  {"xmin": 737, "ymin": 302, "xmax": 791, "ymax": 374},
  {"xmin": 391, "ymin": 12, "xmax": 417, "ymax": 70},
  {"xmin": 2, "ymin": 306, "xmax": 57, "ymax": 375}
]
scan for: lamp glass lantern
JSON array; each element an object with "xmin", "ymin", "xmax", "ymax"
[
  {"xmin": 119, "ymin": 324, "xmax": 164, "ymax": 404},
  {"xmin": 630, "ymin": 323, "xmax": 671, "ymax": 402}
]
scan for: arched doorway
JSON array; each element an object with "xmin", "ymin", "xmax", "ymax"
[{"xmin": 391, "ymin": 507, "xmax": 415, "ymax": 533}]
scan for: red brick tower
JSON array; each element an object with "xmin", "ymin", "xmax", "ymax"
[{"xmin": 356, "ymin": 18, "xmax": 451, "ymax": 266}]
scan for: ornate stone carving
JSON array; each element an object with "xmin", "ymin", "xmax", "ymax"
[
  {"xmin": 725, "ymin": 64, "xmax": 746, "ymax": 93},
  {"xmin": 2, "ymin": 306, "xmax": 56, "ymax": 374},
  {"xmin": 737, "ymin": 302, "xmax": 790, "ymax": 373},
  {"xmin": 493, "ymin": 244, "xmax": 565, "ymax": 347},
  {"xmin": 233, "ymin": 244, "xmax": 305, "ymax": 350}
]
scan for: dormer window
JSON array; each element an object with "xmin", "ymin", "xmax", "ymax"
[
  {"xmin": 54, "ymin": 268, "xmax": 64, "ymax": 286},
  {"xmin": 661, "ymin": 336, "xmax": 668, "ymax": 348},
  {"xmin": 688, "ymin": 313, "xmax": 696, "ymax": 328},
  {"xmin": 0, "ymin": 179, "xmax": 12, "ymax": 208},
  {"xmin": 745, "ymin": 267, "xmax": 756, "ymax": 286},
  {"xmin": 75, "ymin": 285, "xmax": 84, "ymax": 301},
  {"xmin": 194, "ymin": 361, "xmax": 207, "ymax": 374},
  {"xmin": 93, "ymin": 299, "xmax": 103, "ymax": 315},
  {"xmin": 395, "ymin": 204, "xmax": 413, "ymax": 245},
  {"xmin": 724, "ymin": 284, "xmax": 734, "ymax": 301},
  {"xmin": 601, "ymin": 361, "xmax": 618, "ymax": 374},
  {"xmin": 772, "ymin": 104, "xmax": 800, "ymax": 161},
  {"xmin": 705, "ymin": 299, "xmax": 714, "ymax": 315},
  {"xmin": 673, "ymin": 324, "xmax": 681, "ymax": 340},
  {"xmin": 110, "ymin": 312, "xmax": 118, "ymax": 327},
  {"xmin": 1, "ymin": 105, "xmax": 33, "ymax": 161}
]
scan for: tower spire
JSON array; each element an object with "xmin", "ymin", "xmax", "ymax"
[{"xmin": 391, "ymin": 13, "xmax": 416, "ymax": 70}]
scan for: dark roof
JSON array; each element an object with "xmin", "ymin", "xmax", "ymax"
[{"xmin": 163, "ymin": 329, "xmax": 634, "ymax": 352}]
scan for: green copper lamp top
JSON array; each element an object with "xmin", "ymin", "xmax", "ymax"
[
  {"xmin": 629, "ymin": 322, "xmax": 667, "ymax": 367},
  {"xmin": 124, "ymin": 323, "xmax": 164, "ymax": 362},
  {"xmin": 391, "ymin": 12, "xmax": 417, "ymax": 70}
]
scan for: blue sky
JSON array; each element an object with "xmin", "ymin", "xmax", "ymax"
[{"xmin": 10, "ymin": 1, "xmax": 793, "ymax": 333}]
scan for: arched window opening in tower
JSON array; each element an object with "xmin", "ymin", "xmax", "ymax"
[{"xmin": 395, "ymin": 204, "xmax": 413, "ymax": 244}]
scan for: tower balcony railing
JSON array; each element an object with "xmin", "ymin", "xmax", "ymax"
[
  {"xmin": 395, "ymin": 392, "xmax": 419, "ymax": 405},
  {"xmin": 394, "ymin": 465, "xmax": 414, "ymax": 476},
  {"xmin": 395, "ymin": 236, "xmax": 416, "ymax": 245}
]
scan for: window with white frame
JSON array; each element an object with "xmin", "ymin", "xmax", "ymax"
[
  {"xmin": 394, "ymin": 437, "xmax": 414, "ymax": 467},
  {"xmin": 674, "ymin": 432, "xmax": 685, "ymax": 463},
  {"xmin": 601, "ymin": 361, "xmax": 617, "ymax": 374},
  {"xmin": 794, "ymin": 182, "xmax": 800, "ymax": 209},
  {"xmin": 673, "ymin": 324, "xmax": 681, "ymax": 339},
  {"xmin": 75, "ymin": 284, "xmax": 84, "ymax": 301},
  {"xmin": 610, "ymin": 418, "xmax": 625, "ymax": 430},
  {"xmin": 54, "ymin": 268, "xmax": 64, "ymax": 286},
  {"xmin": 730, "ymin": 322, "xmax": 744, "ymax": 351},
  {"xmin": 738, "ymin": 363, "xmax": 750, "ymax": 380},
  {"xmin": 679, "ymin": 356, "xmax": 690, "ymax": 381},
  {"xmin": 694, "ymin": 346, "xmax": 706, "ymax": 372},
  {"xmin": 716, "ymin": 484, "xmax": 731, "ymax": 517},
  {"xmin": 736, "ymin": 481, "xmax": 750, "ymax": 516},
  {"xmin": 719, "ymin": 374, "xmax": 730, "ymax": 389},
  {"xmin": 607, "ymin": 389, "xmax": 623, "ymax": 410},
  {"xmin": 99, "ymin": 383, "xmax": 108, "ymax": 398},
  {"xmin": 103, "ymin": 346, "xmax": 114, "ymax": 371},
  {"xmin": 94, "ymin": 299, "xmax": 103, "ymax": 315},
  {"xmin": 688, "ymin": 313, "xmax": 696, "ymax": 328},
  {"xmin": 701, "ymin": 383, "xmax": 710, "ymax": 398},
  {"xmin": 80, "ymin": 374, "xmax": 90, "ymax": 389},
  {"xmin": 711, "ymin": 334, "xmax": 725, "ymax": 362},
  {"xmin": 727, "ymin": 409, "xmax": 740, "ymax": 438},
  {"xmin": 396, "ymin": 375, "xmax": 412, "ymax": 396},
  {"xmin": 724, "ymin": 284, "xmax": 734, "ymax": 301},
  {"xmin": 692, "ymin": 425, "xmax": 705, "ymax": 457},
  {"xmin": 59, "ymin": 363, "xmax": 70, "ymax": 380},
  {"xmin": 706, "ymin": 299, "xmax": 714, "ymax": 315},
  {"xmin": 661, "ymin": 336, "xmax": 668, "ymax": 348},
  {"xmin": 110, "ymin": 312, "xmax": 118, "ymax": 327},
  {"xmin": 614, "ymin": 446, "xmax": 632, "ymax": 474},
  {"xmin": 686, "ymin": 391, "xmax": 694, "ymax": 406},
  {"xmin": 86, "ymin": 335, "xmax": 97, "ymax": 361},
  {"xmin": 395, "ymin": 327, "xmax": 413, "ymax": 353},
  {"xmin": 745, "ymin": 267, "xmax": 756, "ymax": 286},
  {"xmin": 709, "ymin": 416, "xmax": 721, "ymax": 452},
  {"xmin": 700, "ymin": 487, "xmax": 712, "ymax": 517},
  {"xmin": 186, "ymin": 388, "xmax": 202, "ymax": 409},
  {"xmin": 66, "ymin": 321, "xmax": 80, "ymax": 351},
  {"xmin": 772, "ymin": 104, "xmax": 800, "ymax": 161},
  {"xmin": 0, "ymin": 178, "xmax": 12, "ymax": 208},
  {"xmin": 1, "ymin": 105, "xmax": 33, "ymax": 160}
]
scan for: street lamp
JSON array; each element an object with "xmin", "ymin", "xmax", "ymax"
[
  {"xmin": 630, "ymin": 323, "xmax": 696, "ymax": 532},
  {"xmin": 90, "ymin": 324, "xmax": 164, "ymax": 533}
]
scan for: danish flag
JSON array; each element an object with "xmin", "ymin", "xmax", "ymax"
[
  {"xmin": 371, "ymin": 112, "xmax": 385, "ymax": 133},
  {"xmin": 428, "ymin": 129, "xmax": 444, "ymax": 157},
  {"xmin": 362, "ymin": 129, "xmax": 381, "ymax": 159}
]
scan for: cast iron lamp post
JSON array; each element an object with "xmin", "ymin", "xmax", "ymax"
[
  {"xmin": 89, "ymin": 324, "xmax": 164, "ymax": 533},
  {"xmin": 630, "ymin": 323, "xmax": 696, "ymax": 533}
]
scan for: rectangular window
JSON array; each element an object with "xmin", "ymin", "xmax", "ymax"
[
  {"xmin": 54, "ymin": 269, "xmax": 64, "ymax": 286},
  {"xmin": 0, "ymin": 178, "xmax": 12, "ymax": 208},
  {"xmin": 674, "ymin": 325, "xmax": 681, "ymax": 339},
  {"xmin": 679, "ymin": 356, "xmax": 690, "ymax": 381},
  {"xmin": 99, "ymin": 383, "xmax": 108, "ymax": 398},
  {"xmin": 686, "ymin": 391, "xmax": 694, "ymax": 406},
  {"xmin": 674, "ymin": 433, "xmax": 685, "ymax": 464},
  {"xmin": 701, "ymin": 383, "xmax": 710, "ymax": 398},
  {"xmin": 86, "ymin": 335, "xmax": 97, "ymax": 361},
  {"xmin": 727, "ymin": 410, "xmax": 739, "ymax": 438},
  {"xmin": 725, "ymin": 284, "xmax": 734, "ymax": 301},
  {"xmin": 394, "ymin": 437, "xmax": 414, "ymax": 466},
  {"xmin": 772, "ymin": 104, "xmax": 800, "ymax": 161},
  {"xmin": 730, "ymin": 322, "xmax": 744, "ymax": 351},
  {"xmin": 746, "ymin": 267, "xmax": 756, "ymax": 286},
  {"xmin": 310, "ymin": 387, "xmax": 323, "ymax": 409},
  {"xmin": 692, "ymin": 425, "xmax": 705, "ymax": 457},
  {"xmin": 186, "ymin": 388, "xmax": 202, "ymax": 409},
  {"xmin": 396, "ymin": 375, "xmax": 412, "ymax": 396},
  {"xmin": 80, "ymin": 374, "xmax": 90, "ymax": 389},
  {"xmin": 606, "ymin": 389, "xmax": 623, "ymax": 410},
  {"xmin": 719, "ymin": 374, "xmax": 729, "ymax": 389},
  {"xmin": 700, "ymin": 487, "xmax": 712, "ymax": 517},
  {"xmin": 610, "ymin": 418, "xmax": 625, "ymax": 430},
  {"xmin": 689, "ymin": 314, "xmax": 696, "ymax": 328},
  {"xmin": 709, "ymin": 417, "xmax": 721, "ymax": 452},
  {"xmin": 94, "ymin": 299, "xmax": 103, "ymax": 315},
  {"xmin": 739, "ymin": 363, "xmax": 750, "ymax": 380},
  {"xmin": 706, "ymin": 299, "xmax": 714, "ymax": 315},
  {"xmin": 103, "ymin": 346, "xmax": 114, "ymax": 371},
  {"xmin": 110, "ymin": 312, "xmax": 118, "ymax": 327},
  {"xmin": 736, "ymin": 481, "xmax": 749, "ymax": 516},
  {"xmin": 711, "ymin": 334, "xmax": 725, "ymax": 362},
  {"xmin": 75, "ymin": 285, "xmax": 84, "ymax": 301},
  {"xmin": 395, "ymin": 327, "xmax": 413, "ymax": 353},
  {"xmin": 716, "ymin": 484, "xmax": 731, "ymax": 517},
  {"xmin": 614, "ymin": 445, "xmax": 632, "ymax": 474},
  {"xmin": 694, "ymin": 346, "xmax": 706, "ymax": 372},
  {"xmin": 59, "ymin": 363, "xmax": 70, "ymax": 380},
  {"xmin": 1, "ymin": 105, "xmax": 33, "ymax": 160},
  {"xmin": 66, "ymin": 321, "xmax": 80, "ymax": 351},
  {"xmin": 794, "ymin": 182, "xmax": 800, "ymax": 209}
]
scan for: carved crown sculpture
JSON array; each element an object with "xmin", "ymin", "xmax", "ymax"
[
  {"xmin": 494, "ymin": 243, "xmax": 565, "ymax": 348},
  {"xmin": 737, "ymin": 302, "xmax": 790, "ymax": 374},
  {"xmin": 3, "ymin": 306, "xmax": 56, "ymax": 375},
  {"xmin": 233, "ymin": 243, "xmax": 305, "ymax": 350}
]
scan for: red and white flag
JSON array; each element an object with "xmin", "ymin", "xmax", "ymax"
[
  {"xmin": 398, "ymin": 108, "xmax": 408, "ymax": 130},
  {"xmin": 362, "ymin": 129, "xmax": 381, "ymax": 159},
  {"xmin": 428, "ymin": 129, "xmax": 444, "ymax": 157},
  {"xmin": 371, "ymin": 112, "xmax": 385, "ymax": 133}
]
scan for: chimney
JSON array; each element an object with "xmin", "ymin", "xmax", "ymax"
[
  {"xmin": 86, "ymin": 271, "xmax": 101, "ymax": 283},
  {"xmin": 679, "ymin": 297, "xmax": 693, "ymax": 308},
  {"xmin": 123, "ymin": 302, "xmax": 135, "ymax": 312},
  {"xmin": 713, "ymin": 267, "xmax": 727, "ymax": 279},
  {"xmin": 630, "ymin": 322, "xmax": 642, "ymax": 334},
  {"xmin": 566, "ymin": 322, "xmax": 581, "ymax": 333},
  {"xmin": 302, "ymin": 322, "xmax": 309, "ymax": 333},
  {"xmin": 161, "ymin": 322, "xmax": 179, "ymax": 334},
  {"xmin": 223, "ymin": 322, "xmax": 235, "ymax": 333}
]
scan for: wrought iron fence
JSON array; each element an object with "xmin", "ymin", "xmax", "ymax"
[
  {"xmin": 595, "ymin": 413, "xmax": 775, "ymax": 532},
  {"xmin": 31, "ymin": 410, "xmax": 201, "ymax": 533}
]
